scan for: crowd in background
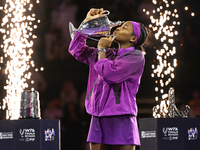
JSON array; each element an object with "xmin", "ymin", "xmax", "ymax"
[{"xmin": 0, "ymin": 0, "xmax": 200, "ymax": 149}]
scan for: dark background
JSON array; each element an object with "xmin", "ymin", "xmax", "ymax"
[{"xmin": 0, "ymin": 0, "xmax": 200, "ymax": 149}]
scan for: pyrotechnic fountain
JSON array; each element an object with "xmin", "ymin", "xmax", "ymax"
[
  {"xmin": 143, "ymin": 0, "xmax": 193, "ymax": 118},
  {"xmin": 0, "ymin": 0, "xmax": 40, "ymax": 120}
]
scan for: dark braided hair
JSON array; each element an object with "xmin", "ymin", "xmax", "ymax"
[{"xmin": 134, "ymin": 23, "xmax": 148, "ymax": 51}]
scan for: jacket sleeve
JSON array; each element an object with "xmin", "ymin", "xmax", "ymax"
[
  {"xmin": 94, "ymin": 51, "xmax": 145, "ymax": 84},
  {"xmin": 68, "ymin": 32, "xmax": 97, "ymax": 65}
]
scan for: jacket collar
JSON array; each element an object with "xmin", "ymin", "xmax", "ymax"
[{"xmin": 113, "ymin": 47, "xmax": 135, "ymax": 56}]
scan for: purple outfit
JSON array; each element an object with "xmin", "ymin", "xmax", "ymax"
[
  {"xmin": 69, "ymin": 31, "xmax": 145, "ymax": 145},
  {"xmin": 87, "ymin": 115, "xmax": 140, "ymax": 145}
]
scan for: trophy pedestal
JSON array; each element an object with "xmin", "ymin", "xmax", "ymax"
[
  {"xmin": 139, "ymin": 118, "xmax": 200, "ymax": 150},
  {"xmin": 0, "ymin": 119, "xmax": 60, "ymax": 150}
]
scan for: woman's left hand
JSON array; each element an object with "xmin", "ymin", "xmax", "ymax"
[{"xmin": 82, "ymin": 8, "xmax": 105, "ymax": 24}]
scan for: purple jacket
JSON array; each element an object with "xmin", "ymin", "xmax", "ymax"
[{"xmin": 69, "ymin": 32, "xmax": 145, "ymax": 117}]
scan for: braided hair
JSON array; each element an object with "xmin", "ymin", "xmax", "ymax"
[{"xmin": 134, "ymin": 23, "xmax": 148, "ymax": 51}]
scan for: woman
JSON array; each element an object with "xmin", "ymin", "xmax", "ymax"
[{"xmin": 69, "ymin": 8, "xmax": 148, "ymax": 150}]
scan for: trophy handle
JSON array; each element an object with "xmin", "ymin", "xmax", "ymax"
[
  {"xmin": 109, "ymin": 20, "xmax": 125, "ymax": 28},
  {"xmin": 102, "ymin": 10, "xmax": 124, "ymax": 28},
  {"xmin": 69, "ymin": 22, "xmax": 77, "ymax": 40},
  {"xmin": 101, "ymin": 10, "xmax": 110, "ymax": 16}
]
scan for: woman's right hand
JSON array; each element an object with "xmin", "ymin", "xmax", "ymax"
[
  {"xmin": 98, "ymin": 36, "xmax": 115, "ymax": 49},
  {"xmin": 83, "ymin": 8, "xmax": 105, "ymax": 24}
]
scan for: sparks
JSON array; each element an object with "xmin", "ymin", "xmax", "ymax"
[
  {"xmin": 0, "ymin": 0, "xmax": 40, "ymax": 120},
  {"xmin": 145, "ymin": 0, "xmax": 180, "ymax": 118}
]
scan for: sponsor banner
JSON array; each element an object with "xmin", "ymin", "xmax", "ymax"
[
  {"xmin": 0, "ymin": 132, "xmax": 13, "ymax": 140},
  {"xmin": 141, "ymin": 130, "xmax": 156, "ymax": 138},
  {"xmin": 162, "ymin": 127, "xmax": 178, "ymax": 140}
]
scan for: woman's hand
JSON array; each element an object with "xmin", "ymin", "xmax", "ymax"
[
  {"xmin": 98, "ymin": 36, "xmax": 115, "ymax": 49},
  {"xmin": 97, "ymin": 36, "xmax": 115, "ymax": 60},
  {"xmin": 83, "ymin": 8, "xmax": 105, "ymax": 24}
]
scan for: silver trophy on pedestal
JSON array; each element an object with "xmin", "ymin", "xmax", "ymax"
[
  {"xmin": 19, "ymin": 90, "xmax": 41, "ymax": 119},
  {"xmin": 69, "ymin": 10, "xmax": 124, "ymax": 41},
  {"xmin": 153, "ymin": 87, "xmax": 190, "ymax": 118},
  {"xmin": 168, "ymin": 87, "xmax": 190, "ymax": 118},
  {"xmin": 168, "ymin": 87, "xmax": 176, "ymax": 117}
]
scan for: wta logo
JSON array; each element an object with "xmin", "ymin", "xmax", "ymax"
[
  {"xmin": 162, "ymin": 127, "xmax": 178, "ymax": 140},
  {"xmin": 162, "ymin": 127, "xmax": 178, "ymax": 136},
  {"xmin": 44, "ymin": 128, "xmax": 55, "ymax": 141},
  {"xmin": 19, "ymin": 128, "xmax": 35, "ymax": 142}
]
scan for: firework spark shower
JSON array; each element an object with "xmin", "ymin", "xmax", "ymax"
[
  {"xmin": 143, "ymin": 0, "xmax": 181, "ymax": 118},
  {"xmin": 144, "ymin": 0, "xmax": 197, "ymax": 118},
  {"xmin": 0, "ymin": 0, "xmax": 40, "ymax": 120}
]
